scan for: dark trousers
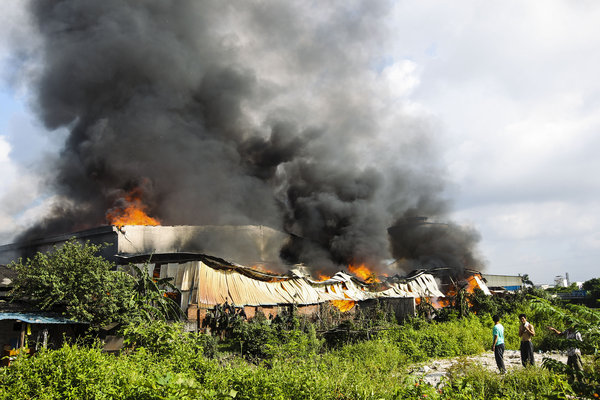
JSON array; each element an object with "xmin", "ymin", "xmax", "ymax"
[
  {"xmin": 567, "ymin": 354, "xmax": 583, "ymax": 371},
  {"xmin": 494, "ymin": 343, "xmax": 505, "ymax": 373},
  {"xmin": 520, "ymin": 340, "xmax": 535, "ymax": 366}
]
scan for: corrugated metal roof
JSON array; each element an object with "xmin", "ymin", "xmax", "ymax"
[
  {"xmin": 151, "ymin": 260, "xmax": 441, "ymax": 307},
  {"xmin": 0, "ymin": 313, "xmax": 87, "ymax": 324}
]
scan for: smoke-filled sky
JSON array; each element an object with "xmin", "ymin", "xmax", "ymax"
[{"xmin": 1, "ymin": 1, "xmax": 600, "ymax": 284}]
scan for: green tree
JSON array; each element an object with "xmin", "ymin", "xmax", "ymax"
[
  {"xmin": 9, "ymin": 239, "xmax": 136, "ymax": 326},
  {"xmin": 521, "ymin": 273, "xmax": 534, "ymax": 286},
  {"xmin": 582, "ymin": 277, "xmax": 600, "ymax": 302},
  {"xmin": 128, "ymin": 263, "xmax": 183, "ymax": 322},
  {"xmin": 582, "ymin": 277, "xmax": 600, "ymax": 291},
  {"xmin": 467, "ymin": 288, "xmax": 498, "ymax": 315}
]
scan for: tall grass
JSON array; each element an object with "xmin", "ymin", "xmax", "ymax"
[{"xmin": 0, "ymin": 300, "xmax": 596, "ymax": 399}]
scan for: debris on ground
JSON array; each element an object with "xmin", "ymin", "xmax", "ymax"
[{"xmin": 413, "ymin": 350, "xmax": 568, "ymax": 386}]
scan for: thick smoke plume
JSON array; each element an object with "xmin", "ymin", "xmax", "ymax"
[{"xmin": 18, "ymin": 0, "xmax": 484, "ymax": 275}]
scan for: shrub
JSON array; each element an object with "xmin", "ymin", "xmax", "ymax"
[
  {"xmin": 227, "ymin": 317, "xmax": 323, "ymax": 362},
  {"xmin": 0, "ymin": 343, "xmax": 227, "ymax": 400},
  {"xmin": 228, "ymin": 319, "xmax": 278, "ymax": 361},
  {"xmin": 391, "ymin": 315, "xmax": 488, "ymax": 362},
  {"xmin": 121, "ymin": 320, "xmax": 210, "ymax": 373},
  {"xmin": 0, "ymin": 344, "xmax": 157, "ymax": 399},
  {"xmin": 442, "ymin": 361, "xmax": 575, "ymax": 399}
]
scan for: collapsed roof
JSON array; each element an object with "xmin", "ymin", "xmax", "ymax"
[
  {"xmin": 119, "ymin": 253, "xmax": 444, "ymax": 308},
  {"xmin": 0, "ymin": 224, "xmax": 447, "ymax": 309}
]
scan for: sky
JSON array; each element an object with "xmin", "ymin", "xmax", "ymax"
[{"xmin": 1, "ymin": 1, "xmax": 599, "ymax": 285}]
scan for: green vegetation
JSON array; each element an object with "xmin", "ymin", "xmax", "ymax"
[
  {"xmin": 9, "ymin": 239, "xmax": 136, "ymax": 326},
  {"xmin": 8, "ymin": 239, "xmax": 181, "ymax": 326},
  {"xmin": 1, "ymin": 293, "xmax": 599, "ymax": 399},
  {"xmin": 583, "ymin": 277, "xmax": 600, "ymax": 305},
  {"xmin": 3, "ymin": 243, "xmax": 600, "ymax": 398}
]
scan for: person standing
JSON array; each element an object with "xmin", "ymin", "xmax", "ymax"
[
  {"xmin": 518, "ymin": 313, "xmax": 535, "ymax": 366},
  {"xmin": 547, "ymin": 324, "xmax": 583, "ymax": 372},
  {"xmin": 492, "ymin": 314, "xmax": 506, "ymax": 373}
]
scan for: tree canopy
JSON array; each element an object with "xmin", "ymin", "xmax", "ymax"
[
  {"xmin": 583, "ymin": 277, "xmax": 600, "ymax": 293},
  {"xmin": 9, "ymin": 239, "xmax": 181, "ymax": 326}
]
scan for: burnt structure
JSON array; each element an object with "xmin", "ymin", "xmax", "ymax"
[
  {"xmin": 0, "ymin": 225, "xmax": 290, "ymax": 270},
  {"xmin": 0, "ymin": 225, "xmax": 431, "ymax": 326}
]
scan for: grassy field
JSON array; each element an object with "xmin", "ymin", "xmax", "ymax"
[{"xmin": 0, "ymin": 293, "xmax": 598, "ymax": 399}]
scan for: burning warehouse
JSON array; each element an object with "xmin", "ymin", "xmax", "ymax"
[
  {"xmin": 0, "ymin": 224, "xmax": 449, "ymax": 324},
  {"xmin": 1, "ymin": 1, "xmax": 490, "ymax": 327}
]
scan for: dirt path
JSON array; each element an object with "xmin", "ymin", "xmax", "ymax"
[{"xmin": 413, "ymin": 350, "xmax": 568, "ymax": 386}]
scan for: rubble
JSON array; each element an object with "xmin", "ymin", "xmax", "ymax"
[{"xmin": 414, "ymin": 350, "xmax": 569, "ymax": 386}]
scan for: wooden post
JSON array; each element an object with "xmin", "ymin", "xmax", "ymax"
[
  {"xmin": 197, "ymin": 307, "xmax": 200, "ymax": 332},
  {"xmin": 19, "ymin": 322, "xmax": 26, "ymax": 349}
]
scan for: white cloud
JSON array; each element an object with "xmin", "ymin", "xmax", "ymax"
[
  {"xmin": 0, "ymin": 135, "xmax": 50, "ymax": 244},
  {"xmin": 452, "ymin": 200, "xmax": 600, "ymax": 283},
  {"xmin": 381, "ymin": 1, "xmax": 600, "ymax": 283},
  {"xmin": 0, "ymin": 135, "xmax": 9, "ymax": 160},
  {"xmin": 381, "ymin": 60, "xmax": 420, "ymax": 99}
]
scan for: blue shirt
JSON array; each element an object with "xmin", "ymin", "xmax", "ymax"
[{"xmin": 493, "ymin": 323, "xmax": 505, "ymax": 345}]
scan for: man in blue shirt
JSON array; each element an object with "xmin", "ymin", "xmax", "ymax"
[{"xmin": 492, "ymin": 314, "xmax": 506, "ymax": 373}]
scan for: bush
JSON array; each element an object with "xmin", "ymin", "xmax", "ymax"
[
  {"xmin": 0, "ymin": 344, "xmax": 156, "ymax": 399},
  {"xmin": 389, "ymin": 315, "xmax": 488, "ymax": 362},
  {"xmin": 120, "ymin": 320, "xmax": 216, "ymax": 374},
  {"xmin": 442, "ymin": 360, "xmax": 575, "ymax": 399},
  {"xmin": 227, "ymin": 318, "xmax": 323, "ymax": 361},
  {"xmin": 0, "ymin": 343, "xmax": 227, "ymax": 400},
  {"xmin": 228, "ymin": 319, "xmax": 278, "ymax": 361}
]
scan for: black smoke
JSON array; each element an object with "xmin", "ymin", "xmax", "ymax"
[{"xmin": 18, "ymin": 0, "xmax": 484, "ymax": 275}]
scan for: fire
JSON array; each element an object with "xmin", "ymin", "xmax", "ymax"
[
  {"xmin": 464, "ymin": 275, "xmax": 480, "ymax": 293},
  {"xmin": 330, "ymin": 300, "xmax": 355, "ymax": 312},
  {"xmin": 431, "ymin": 297, "xmax": 451, "ymax": 309},
  {"xmin": 250, "ymin": 264, "xmax": 286, "ymax": 281},
  {"xmin": 348, "ymin": 264, "xmax": 380, "ymax": 283},
  {"xmin": 106, "ymin": 187, "xmax": 160, "ymax": 228},
  {"xmin": 317, "ymin": 274, "xmax": 331, "ymax": 281},
  {"xmin": 251, "ymin": 264, "xmax": 275, "ymax": 273},
  {"xmin": 428, "ymin": 274, "xmax": 484, "ymax": 309}
]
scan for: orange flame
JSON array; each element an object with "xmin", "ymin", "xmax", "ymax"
[
  {"xmin": 428, "ymin": 275, "xmax": 483, "ymax": 309},
  {"xmin": 250, "ymin": 264, "xmax": 284, "ymax": 281},
  {"xmin": 348, "ymin": 264, "xmax": 380, "ymax": 283},
  {"xmin": 106, "ymin": 187, "xmax": 160, "ymax": 228},
  {"xmin": 317, "ymin": 273, "xmax": 331, "ymax": 281},
  {"xmin": 251, "ymin": 264, "xmax": 273, "ymax": 273},
  {"xmin": 330, "ymin": 300, "xmax": 355, "ymax": 312},
  {"xmin": 464, "ymin": 275, "xmax": 481, "ymax": 294},
  {"xmin": 431, "ymin": 297, "xmax": 451, "ymax": 309}
]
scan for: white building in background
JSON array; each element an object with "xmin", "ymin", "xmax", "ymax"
[{"xmin": 554, "ymin": 275, "xmax": 568, "ymax": 287}]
